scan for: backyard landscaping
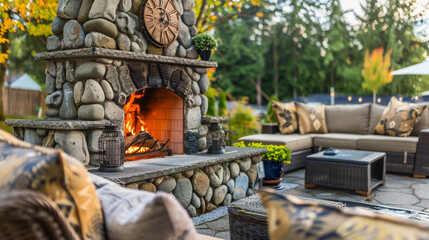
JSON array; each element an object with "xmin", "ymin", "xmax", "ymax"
[{"xmin": 1, "ymin": 0, "xmax": 429, "ymax": 239}]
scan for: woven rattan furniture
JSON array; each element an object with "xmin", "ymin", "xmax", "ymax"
[
  {"xmin": 305, "ymin": 149, "xmax": 386, "ymax": 196},
  {"xmin": 228, "ymin": 193, "xmax": 348, "ymax": 240},
  {"xmin": 0, "ymin": 190, "xmax": 80, "ymax": 240},
  {"xmin": 228, "ymin": 192, "xmax": 429, "ymax": 240},
  {"xmin": 239, "ymin": 102, "xmax": 429, "ymax": 177}
]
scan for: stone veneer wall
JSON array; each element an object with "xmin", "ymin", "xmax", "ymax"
[
  {"xmin": 7, "ymin": 0, "xmax": 216, "ymax": 165},
  {"xmin": 122, "ymin": 155, "xmax": 262, "ymax": 217}
]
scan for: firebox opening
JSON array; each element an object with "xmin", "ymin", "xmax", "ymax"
[{"xmin": 124, "ymin": 88, "xmax": 184, "ymax": 157}]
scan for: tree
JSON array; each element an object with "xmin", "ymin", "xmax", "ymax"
[
  {"xmin": 362, "ymin": 47, "xmax": 394, "ymax": 103},
  {"xmin": 0, "ymin": 0, "xmax": 56, "ymax": 120},
  {"xmin": 195, "ymin": 0, "xmax": 268, "ymax": 33},
  {"xmin": 264, "ymin": 95, "xmax": 278, "ymax": 123},
  {"xmin": 217, "ymin": 89, "xmax": 228, "ymax": 117},
  {"xmin": 268, "ymin": 0, "xmax": 327, "ymax": 99},
  {"xmin": 212, "ymin": 8, "xmax": 271, "ymax": 104},
  {"xmin": 206, "ymin": 87, "xmax": 217, "ymax": 116},
  {"xmin": 356, "ymin": 0, "xmax": 429, "ymax": 96},
  {"xmin": 323, "ymin": 0, "xmax": 361, "ymax": 95}
]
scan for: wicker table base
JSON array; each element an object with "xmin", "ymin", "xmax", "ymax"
[{"xmin": 305, "ymin": 149, "xmax": 386, "ymax": 196}]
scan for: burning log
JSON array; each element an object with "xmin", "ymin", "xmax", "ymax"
[{"xmin": 125, "ymin": 131, "xmax": 161, "ymax": 154}]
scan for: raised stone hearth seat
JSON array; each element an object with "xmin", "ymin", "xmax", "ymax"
[
  {"xmin": 240, "ymin": 102, "xmax": 429, "ymax": 177},
  {"xmin": 6, "ymin": 0, "xmax": 219, "ymax": 166}
]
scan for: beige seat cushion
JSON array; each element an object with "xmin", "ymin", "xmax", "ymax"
[
  {"xmin": 313, "ymin": 133, "xmax": 364, "ymax": 149},
  {"xmin": 411, "ymin": 102, "xmax": 429, "ymax": 136},
  {"xmin": 357, "ymin": 135, "xmax": 418, "ymax": 153},
  {"xmin": 325, "ymin": 103, "xmax": 370, "ymax": 135},
  {"xmin": 238, "ymin": 134, "xmax": 312, "ymax": 152},
  {"xmin": 90, "ymin": 174, "xmax": 198, "ymax": 240},
  {"xmin": 368, "ymin": 104, "xmax": 387, "ymax": 134}
]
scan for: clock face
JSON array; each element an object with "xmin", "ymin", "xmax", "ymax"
[{"xmin": 141, "ymin": 0, "xmax": 180, "ymax": 48}]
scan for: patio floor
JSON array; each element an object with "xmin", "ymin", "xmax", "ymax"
[{"xmin": 194, "ymin": 169, "xmax": 429, "ymax": 239}]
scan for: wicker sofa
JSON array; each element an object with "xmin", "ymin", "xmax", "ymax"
[{"xmin": 239, "ymin": 102, "xmax": 429, "ymax": 177}]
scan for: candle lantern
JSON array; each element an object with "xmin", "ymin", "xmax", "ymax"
[
  {"xmin": 98, "ymin": 124, "xmax": 125, "ymax": 172},
  {"xmin": 207, "ymin": 122, "xmax": 226, "ymax": 154}
]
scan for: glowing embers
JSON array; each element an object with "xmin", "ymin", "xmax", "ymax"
[{"xmin": 123, "ymin": 90, "xmax": 161, "ymax": 155}]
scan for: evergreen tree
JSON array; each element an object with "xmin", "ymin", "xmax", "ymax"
[
  {"xmin": 264, "ymin": 95, "xmax": 278, "ymax": 123},
  {"xmin": 212, "ymin": 7, "xmax": 271, "ymax": 104},
  {"xmin": 218, "ymin": 89, "xmax": 228, "ymax": 117},
  {"xmin": 324, "ymin": 0, "xmax": 362, "ymax": 95},
  {"xmin": 206, "ymin": 87, "xmax": 217, "ymax": 116},
  {"xmin": 356, "ymin": 0, "xmax": 429, "ymax": 96}
]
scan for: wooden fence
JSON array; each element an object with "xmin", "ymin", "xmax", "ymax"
[{"xmin": 2, "ymin": 86, "xmax": 47, "ymax": 116}]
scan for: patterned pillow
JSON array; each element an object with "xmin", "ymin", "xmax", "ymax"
[
  {"xmin": 295, "ymin": 102, "xmax": 328, "ymax": 134},
  {"xmin": 272, "ymin": 100, "xmax": 298, "ymax": 134},
  {"xmin": 260, "ymin": 189, "xmax": 429, "ymax": 240},
  {"xmin": 374, "ymin": 97, "xmax": 427, "ymax": 137},
  {"xmin": 90, "ymin": 174, "xmax": 197, "ymax": 240},
  {"xmin": 0, "ymin": 129, "xmax": 105, "ymax": 240}
]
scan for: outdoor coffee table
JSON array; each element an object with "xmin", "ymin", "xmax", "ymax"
[{"xmin": 305, "ymin": 149, "xmax": 386, "ymax": 196}]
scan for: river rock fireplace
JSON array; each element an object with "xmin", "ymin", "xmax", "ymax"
[
  {"xmin": 6, "ymin": 0, "xmax": 217, "ymax": 165},
  {"xmin": 5, "ymin": 0, "xmax": 268, "ymax": 216}
]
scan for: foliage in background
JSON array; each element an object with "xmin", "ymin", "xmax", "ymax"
[
  {"xmin": 206, "ymin": 87, "xmax": 217, "ymax": 116},
  {"xmin": 234, "ymin": 141, "xmax": 291, "ymax": 163},
  {"xmin": 194, "ymin": 33, "xmax": 218, "ymax": 51},
  {"xmin": 0, "ymin": 0, "xmax": 57, "ymax": 121},
  {"xmin": 362, "ymin": 47, "xmax": 394, "ymax": 103},
  {"xmin": 229, "ymin": 102, "xmax": 260, "ymax": 143},
  {"xmin": 217, "ymin": 89, "xmax": 228, "ymax": 116},
  {"xmin": 264, "ymin": 95, "xmax": 278, "ymax": 123},
  {"xmin": 212, "ymin": 0, "xmax": 429, "ymax": 105},
  {"xmin": 355, "ymin": 0, "xmax": 429, "ymax": 96},
  {"xmin": 212, "ymin": 7, "xmax": 271, "ymax": 104},
  {"xmin": 194, "ymin": 0, "xmax": 269, "ymax": 33}
]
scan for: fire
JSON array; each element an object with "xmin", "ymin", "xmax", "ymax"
[{"xmin": 124, "ymin": 90, "xmax": 150, "ymax": 154}]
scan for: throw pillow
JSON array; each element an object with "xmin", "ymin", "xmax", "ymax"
[
  {"xmin": 0, "ymin": 129, "xmax": 105, "ymax": 240},
  {"xmin": 272, "ymin": 100, "xmax": 298, "ymax": 134},
  {"xmin": 90, "ymin": 174, "xmax": 197, "ymax": 240},
  {"xmin": 374, "ymin": 97, "xmax": 427, "ymax": 137},
  {"xmin": 295, "ymin": 102, "xmax": 328, "ymax": 134},
  {"xmin": 260, "ymin": 189, "xmax": 429, "ymax": 240}
]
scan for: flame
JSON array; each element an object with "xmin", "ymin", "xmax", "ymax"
[{"xmin": 124, "ymin": 90, "xmax": 150, "ymax": 155}]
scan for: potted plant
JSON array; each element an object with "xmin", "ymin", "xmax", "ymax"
[
  {"xmin": 193, "ymin": 33, "xmax": 217, "ymax": 61},
  {"xmin": 234, "ymin": 142, "xmax": 291, "ymax": 185}
]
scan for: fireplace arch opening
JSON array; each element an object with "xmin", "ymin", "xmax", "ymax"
[{"xmin": 124, "ymin": 88, "xmax": 184, "ymax": 156}]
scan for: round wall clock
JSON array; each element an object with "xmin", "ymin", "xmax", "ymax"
[{"xmin": 140, "ymin": 0, "xmax": 180, "ymax": 48}]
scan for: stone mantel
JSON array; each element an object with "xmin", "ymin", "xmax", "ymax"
[
  {"xmin": 35, "ymin": 48, "xmax": 218, "ymax": 68},
  {"xmin": 6, "ymin": 119, "xmax": 111, "ymax": 130}
]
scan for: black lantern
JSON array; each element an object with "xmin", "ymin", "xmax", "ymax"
[
  {"xmin": 207, "ymin": 122, "xmax": 226, "ymax": 154},
  {"xmin": 98, "ymin": 124, "xmax": 125, "ymax": 172}
]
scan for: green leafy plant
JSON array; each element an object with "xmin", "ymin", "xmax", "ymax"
[
  {"xmin": 218, "ymin": 89, "xmax": 228, "ymax": 117},
  {"xmin": 229, "ymin": 102, "xmax": 260, "ymax": 143},
  {"xmin": 194, "ymin": 33, "xmax": 218, "ymax": 51},
  {"xmin": 234, "ymin": 142, "xmax": 291, "ymax": 164},
  {"xmin": 264, "ymin": 95, "xmax": 278, "ymax": 123}
]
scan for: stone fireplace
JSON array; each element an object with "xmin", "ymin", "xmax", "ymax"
[
  {"xmin": 6, "ymin": 0, "xmax": 217, "ymax": 165},
  {"xmin": 6, "ymin": 0, "xmax": 267, "ymax": 216}
]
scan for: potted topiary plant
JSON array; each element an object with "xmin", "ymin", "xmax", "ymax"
[
  {"xmin": 193, "ymin": 33, "xmax": 217, "ymax": 61},
  {"xmin": 234, "ymin": 142, "xmax": 291, "ymax": 185}
]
